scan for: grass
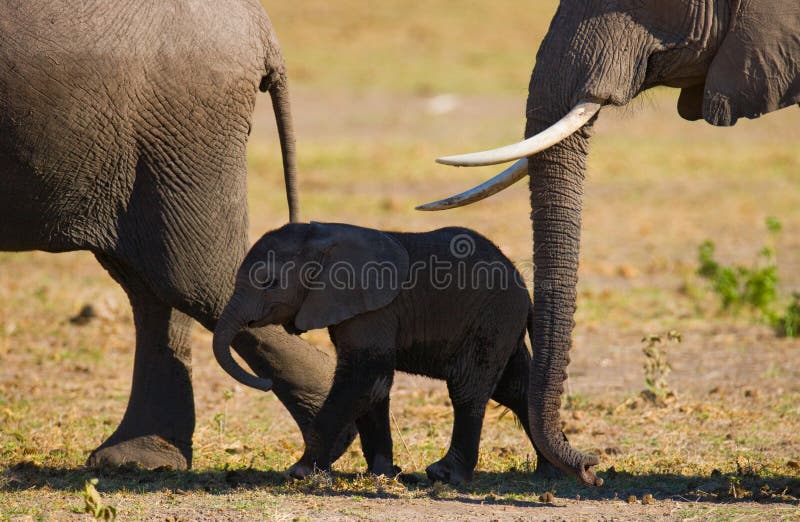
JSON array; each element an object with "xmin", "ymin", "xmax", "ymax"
[{"xmin": 3, "ymin": 1, "xmax": 800, "ymax": 519}]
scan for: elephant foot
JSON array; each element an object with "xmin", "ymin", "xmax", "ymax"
[
  {"xmin": 426, "ymin": 456, "xmax": 472, "ymax": 486},
  {"xmin": 287, "ymin": 462, "xmax": 314, "ymax": 480},
  {"xmin": 532, "ymin": 457, "xmax": 566, "ymax": 480},
  {"xmin": 87, "ymin": 434, "xmax": 190, "ymax": 470},
  {"xmin": 288, "ymin": 455, "xmax": 330, "ymax": 480},
  {"xmin": 367, "ymin": 454, "xmax": 401, "ymax": 477}
]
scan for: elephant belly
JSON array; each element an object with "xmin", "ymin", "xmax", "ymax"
[
  {"xmin": 0, "ymin": 142, "xmax": 130, "ymax": 253},
  {"xmin": 0, "ymin": 151, "xmax": 65, "ymax": 252},
  {"xmin": 395, "ymin": 339, "xmax": 462, "ymax": 382},
  {"xmin": 393, "ymin": 313, "xmax": 520, "ymax": 385},
  {"xmin": 0, "ymin": 60, "xmax": 137, "ymax": 252}
]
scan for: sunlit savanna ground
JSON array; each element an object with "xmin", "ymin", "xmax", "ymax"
[{"xmin": 1, "ymin": 1, "xmax": 799, "ymax": 520}]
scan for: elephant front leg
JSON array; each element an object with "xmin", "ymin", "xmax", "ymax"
[
  {"xmin": 356, "ymin": 396, "xmax": 398, "ymax": 476},
  {"xmin": 230, "ymin": 326, "xmax": 358, "ymax": 464},
  {"xmin": 289, "ymin": 347, "xmax": 394, "ymax": 479},
  {"xmin": 87, "ymin": 255, "xmax": 194, "ymax": 470}
]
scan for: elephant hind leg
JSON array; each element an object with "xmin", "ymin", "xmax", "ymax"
[
  {"xmin": 491, "ymin": 343, "xmax": 530, "ymax": 425},
  {"xmin": 426, "ymin": 376, "xmax": 490, "ymax": 486},
  {"xmin": 86, "ymin": 253, "xmax": 194, "ymax": 470}
]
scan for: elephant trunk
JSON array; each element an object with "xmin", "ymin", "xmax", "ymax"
[
  {"xmin": 526, "ymin": 128, "xmax": 600, "ymax": 486},
  {"xmin": 213, "ymin": 296, "xmax": 273, "ymax": 392},
  {"xmin": 518, "ymin": 4, "xmax": 646, "ymax": 487}
]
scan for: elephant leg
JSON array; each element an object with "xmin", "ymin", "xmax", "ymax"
[
  {"xmin": 228, "ymin": 327, "xmax": 357, "ymax": 464},
  {"xmin": 426, "ymin": 379, "xmax": 490, "ymax": 486},
  {"xmin": 87, "ymin": 254, "xmax": 193, "ymax": 469},
  {"xmin": 491, "ymin": 344, "xmax": 565, "ymax": 479},
  {"xmin": 356, "ymin": 396, "xmax": 397, "ymax": 476},
  {"xmin": 289, "ymin": 347, "xmax": 393, "ymax": 479},
  {"xmin": 96, "ymin": 146, "xmax": 356, "ymax": 468}
]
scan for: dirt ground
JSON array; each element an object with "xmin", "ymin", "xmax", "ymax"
[
  {"xmin": 2, "ymin": 1, "xmax": 800, "ymax": 519},
  {"xmin": 2, "ymin": 87, "xmax": 799, "ymax": 521}
]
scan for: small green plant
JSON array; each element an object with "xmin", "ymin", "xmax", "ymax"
[
  {"xmin": 765, "ymin": 216, "xmax": 783, "ymax": 234},
  {"xmin": 215, "ymin": 389, "xmax": 235, "ymax": 440},
  {"xmin": 78, "ymin": 478, "xmax": 117, "ymax": 521},
  {"xmin": 775, "ymin": 293, "xmax": 800, "ymax": 338},
  {"xmin": 214, "ymin": 412, "xmax": 226, "ymax": 439},
  {"xmin": 697, "ymin": 217, "xmax": 798, "ymax": 338},
  {"xmin": 641, "ymin": 331, "xmax": 681, "ymax": 405},
  {"xmin": 696, "ymin": 241, "xmax": 778, "ymax": 316}
]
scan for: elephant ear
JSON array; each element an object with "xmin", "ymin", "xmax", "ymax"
[
  {"xmin": 294, "ymin": 222, "xmax": 409, "ymax": 331},
  {"xmin": 701, "ymin": 0, "xmax": 800, "ymax": 126}
]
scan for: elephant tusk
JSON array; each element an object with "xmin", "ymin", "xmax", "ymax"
[
  {"xmin": 436, "ymin": 101, "xmax": 601, "ymax": 167},
  {"xmin": 416, "ymin": 158, "xmax": 528, "ymax": 211}
]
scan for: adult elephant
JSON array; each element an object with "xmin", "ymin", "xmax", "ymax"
[
  {"xmin": 0, "ymin": 0, "xmax": 352, "ymax": 469},
  {"xmin": 421, "ymin": 0, "xmax": 800, "ymax": 486}
]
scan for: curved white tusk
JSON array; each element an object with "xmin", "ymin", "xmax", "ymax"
[
  {"xmin": 416, "ymin": 158, "xmax": 529, "ymax": 211},
  {"xmin": 436, "ymin": 101, "xmax": 601, "ymax": 167}
]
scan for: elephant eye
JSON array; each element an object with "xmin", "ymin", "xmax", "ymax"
[{"xmin": 263, "ymin": 279, "xmax": 280, "ymax": 290}]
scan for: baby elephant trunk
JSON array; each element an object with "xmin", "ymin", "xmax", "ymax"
[{"xmin": 213, "ymin": 298, "xmax": 274, "ymax": 392}]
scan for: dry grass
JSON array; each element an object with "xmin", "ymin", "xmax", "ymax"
[
  {"xmin": 2, "ymin": 1, "xmax": 800, "ymax": 519},
  {"xmin": 263, "ymin": 0, "xmax": 556, "ymax": 96}
]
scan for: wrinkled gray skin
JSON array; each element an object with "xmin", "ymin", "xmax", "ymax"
[
  {"xmin": 0, "ymin": 0, "xmax": 354, "ymax": 469},
  {"xmin": 486, "ymin": 0, "xmax": 799, "ymax": 485},
  {"xmin": 214, "ymin": 222, "xmax": 564, "ymax": 485}
]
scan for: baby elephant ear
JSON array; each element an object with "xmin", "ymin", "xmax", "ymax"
[
  {"xmin": 702, "ymin": 0, "xmax": 800, "ymax": 126},
  {"xmin": 294, "ymin": 222, "xmax": 410, "ymax": 331}
]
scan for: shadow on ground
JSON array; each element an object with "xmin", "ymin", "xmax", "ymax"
[{"xmin": 3, "ymin": 462, "xmax": 798, "ymax": 506}]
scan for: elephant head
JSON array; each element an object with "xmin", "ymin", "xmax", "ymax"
[
  {"xmin": 213, "ymin": 222, "xmax": 409, "ymax": 391},
  {"xmin": 420, "ymin": 0, "xmax": 799, "ymax": 486}
]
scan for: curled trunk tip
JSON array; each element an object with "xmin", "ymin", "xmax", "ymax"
[{"xmin": 213, "ymin": 303, "xmax": 273, "ymax": 392}]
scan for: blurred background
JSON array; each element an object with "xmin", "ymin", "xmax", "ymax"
[
  {"xmin": 255, "ymin": 0, "xmax": 800, "ymax": 403},
  {"xmin": 1, "ymin": 1, "xmax": 798, "ymax": 515}
]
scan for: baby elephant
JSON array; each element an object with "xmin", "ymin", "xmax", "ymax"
[{"xmin": 213, "ymin": 222, "xmax": 557, "ymax": 484}]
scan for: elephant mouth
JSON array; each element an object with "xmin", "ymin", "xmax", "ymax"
[
  {"xmin": 247, "ymin": 318, "xmax": 272, "ymax": 328},
  {"xmin": 283, "ymin": 323, "xmax": 306, "ymax": 336},
  {"xmin": 248, "ymin": 317, "xmax": 305, "ymax": 336}
]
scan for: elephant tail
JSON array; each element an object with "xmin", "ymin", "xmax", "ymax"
[
  {"xmin": 261, "ymin": 69, "xmax": 300, "ymax": 223},
  {"xmin": 527, "ymin": 302, "xmax": 534, "ymax": 349}
]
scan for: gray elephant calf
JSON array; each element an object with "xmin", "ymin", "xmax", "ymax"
[{"xmin": 213, "ymin": 222, "xmax": 555, "ymax": 484}]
